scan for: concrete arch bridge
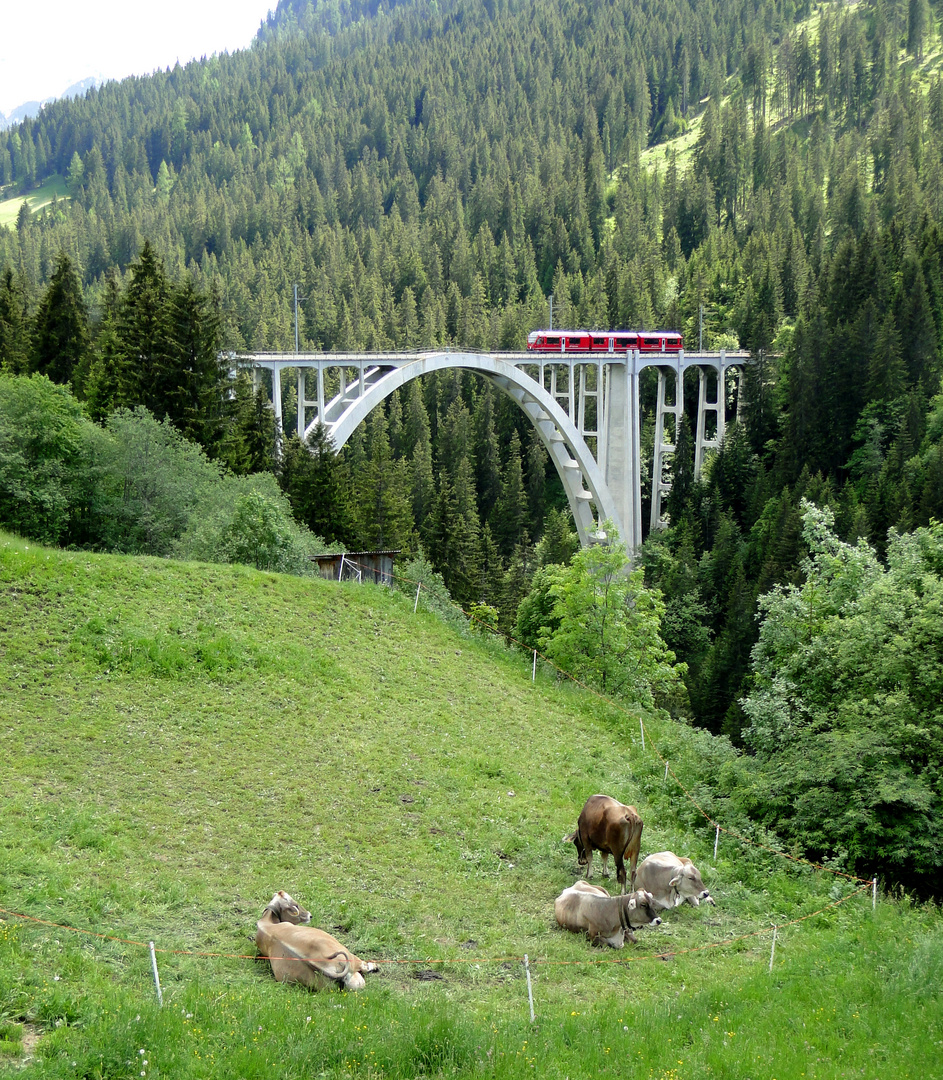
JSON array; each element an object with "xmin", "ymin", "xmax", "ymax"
[{"xmin": 240, "ymin": 348, "xmax": 750, "ymax": 551}]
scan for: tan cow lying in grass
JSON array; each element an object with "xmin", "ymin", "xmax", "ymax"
[
  {"xmin": 554, "ymin": 880, "xmax": 662, "ymax": 948},
  {"xmin": 635, "ymin": 852, "xmax": 716, "ymax": 911},
  {"xmin": 255, "ymin": 891, "xmax": 378, "ymax": 991}
]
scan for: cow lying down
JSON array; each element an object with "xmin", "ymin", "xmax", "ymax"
[
  {"xmin": 554, "ymin": 880, "xmax": 662, "ymax": 948},
  {"xmin": 256, "ymin": 890, "xmax": 378, "ymax": 991},
  {"xmin": 634, "ymin": 852, "xmax": 716, "ymax": 911}
]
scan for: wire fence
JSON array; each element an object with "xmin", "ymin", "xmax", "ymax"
[
  {"xmin": 345, "ymin": 554, "xmax": 874, "ymax": 888},
  {"xmin": 1, "ymin": 882, "xmax": 873, "ymax": 971},
  {"xmin": 1, "ymin": 553, "xmax": 879, "ymax": 1001}
]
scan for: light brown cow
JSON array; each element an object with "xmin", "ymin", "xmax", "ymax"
[
  {"xmin": 554, "ymin": 880, "xmax": 662, "ymax": 947},
  {"xmin": 564, "ymin": 794, "xmax": 644, "ymax": 893},
  {"xmin": 634, "ymin": 852, "xmax": 715, "ymax": 911},
  {"xmin": 255, "ymin": 891, "xmax": 378, "ymax": 991}
]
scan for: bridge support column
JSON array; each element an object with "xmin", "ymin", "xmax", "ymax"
[
  {"xmin": 694, "ymin": 365, "xmax": 723, "ymax": 476},
  {"xmin": 650, "ymin": 365, "xmax": 683, "ymax": 533},
  {"xmin": 600, "ymin": 353, "xmax": 642, "ymax": 550}
]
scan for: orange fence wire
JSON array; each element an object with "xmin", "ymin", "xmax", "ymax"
[
  {"xmin": 0, "ymin": 558, "xmax": 877, "ymax": 978},
  {"xmin": 349, "ymin": 556, "xmax": 874, "ymax": 887},
  {"xmin": 0, "ymin": 883, "xmax": 872, "ymax": 970}
]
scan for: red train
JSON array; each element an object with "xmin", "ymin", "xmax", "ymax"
[{"xmin": 526, "ymin": 329, "xmax": 683, "ymax": 353}]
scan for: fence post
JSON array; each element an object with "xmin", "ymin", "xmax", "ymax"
[
  {"xmin": 523, "ymin": 954, "xmax": 535, "ymax": 1022},
  {"xmin": 414, "ymin": 580, "xmax": 421, "ymax": 613},
  {"xmin": 872, "ymin": 877, "xmax": 878, "ymax": 910},
  {"xmin": 532, "ymin": 650, "xmax": 537, "ymax": 682},
  {"xmin": 769, "ymin": 926, "xmax": 777, "ymax": 973},
  {"xmin": 714, "ymin": 824, "xmax": 720, "ymax": 860},
  {"xmin": 664, "ymin": 761, "xmax": 669, "ymax": 783},
  {"xmin": 149, "ymin": 942, "xmax": 163, "ymax": 1006},
  {"xmin": 639, "ymin": 718, "xmax": 644, "ymax": 751}
]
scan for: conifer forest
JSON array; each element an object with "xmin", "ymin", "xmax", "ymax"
[{"xmin": 3, "ymin": 0, "xmax": 943, "ymax": 892}]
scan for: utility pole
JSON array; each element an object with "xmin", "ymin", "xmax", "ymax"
[
  {"xmin": 549, "ymin": 294, "xmax": 553, "ymax": 330},
  {"xmin": 294, "ymin": 283, "xmax": 304, "ymax": 353},
  {"xmin": 699, "ymin": 304, "xmax": 704, "ymax": 352}
]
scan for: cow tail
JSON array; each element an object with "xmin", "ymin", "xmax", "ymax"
[{"xmin": 309, "ymin": 949, "xmax": 351, "ymax": 984}]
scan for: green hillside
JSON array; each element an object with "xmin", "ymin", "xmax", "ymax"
[{"xmin": 1, "ymin": 532, "xmax": 941, "ymax": 1077}]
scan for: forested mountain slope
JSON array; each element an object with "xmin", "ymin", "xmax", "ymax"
[{"xmin": 2, "ymin": 0, "xmax": 943, "ymax": 748}]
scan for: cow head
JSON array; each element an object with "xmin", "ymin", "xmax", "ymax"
[
  {"xmin": 625, "ymin": 890, "xmax": 662, "ymax": 928},
  {"xmin": 669, "ymin": 865, "xmax": 715, "ymax": 906},
  {"xmin": 264, "ymin": 890, "xmax": 312, "ymax": 924}
]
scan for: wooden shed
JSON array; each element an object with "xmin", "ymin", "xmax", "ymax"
[{"xmin": 310, "ymin": 550, "xmax": 400, "ymax": 586}]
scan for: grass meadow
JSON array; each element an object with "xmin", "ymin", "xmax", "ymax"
[
  {"xmin": 1, "ymin": 531, "xmax": 941, "ymax": 1079},
  {"xmin": 0, "ymin": 178, "xmax": 68, "ymax": 228}
]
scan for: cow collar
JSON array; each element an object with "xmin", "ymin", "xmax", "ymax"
[{"xmin": 619, "ymin": 898, "xmax": 644, "ymax": 932}]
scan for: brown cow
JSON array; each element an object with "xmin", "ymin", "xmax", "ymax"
[
  {"xmin": 554, "ymin": 880, "xmax": 662, "ymax": 947},
  {"xmin": 634, "ymin": 852, "xmax": 716, "ymax": 911},
  {"xmin": 564, "ymin": 794, "xmax": 643, "ymax": 893},
  {"xmin": 255, "ymin": 891, "xmax": 378, "ymax": 991}
]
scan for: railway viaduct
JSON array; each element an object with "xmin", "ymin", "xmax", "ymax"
[{"xmin": 239, "ymin": 348, "xmax": 750, "ymax": 551}]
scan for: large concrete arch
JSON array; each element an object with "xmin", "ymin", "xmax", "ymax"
[{"xmin": 314, "ymin": 352, "xmax": 619, "ymax": 547}]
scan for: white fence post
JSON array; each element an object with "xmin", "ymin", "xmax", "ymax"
[{"xmin": 149, "ymin": 942, "xmax": 163, "ymax": 1006}]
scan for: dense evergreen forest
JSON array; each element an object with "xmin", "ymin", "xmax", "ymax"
[{"xmin": 3, "ymin": 0, "xmax": 943, "ymax": 888}]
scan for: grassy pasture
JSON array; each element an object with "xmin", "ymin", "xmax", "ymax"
[
  {"xmin": 1, "ymin": 531, "xmax": 941, "ymax": 1078},
  {"xmin": 0, "ymin": 178, "xmax": 69, "ymax": 228}
]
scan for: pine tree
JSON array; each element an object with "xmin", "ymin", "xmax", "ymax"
[
  {"xmin": 117, "ymin": 241, "xmax": 172, "ymax": 414},
  {"xmin": 278, "ymin": 426, "xmax": 350, "ymax": 545},
  {"xmin": 354, "ymin": 408, "xmax": 414, "ymax": 552},
  {"xmin": 491, "ymin": 430, "xmax": 528, "ymax": 557},
  {"xmin": 222, "ymin": 371, "xmax": 277, "ymax": 476},
  {"xmin": 32, "ymin": 252, "xmax": 90, "ymax": 389},
  {"xmin": 0, "ymin": 268, "xmax": 32, "ymax": 375},
  {"xmin": 164, "ymin": 276, "xmax": 230, "ymax": 455}
]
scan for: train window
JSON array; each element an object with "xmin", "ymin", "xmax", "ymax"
[{"xmin": 545, "ymin": 336, "xmax": 560, "ymax": 346}]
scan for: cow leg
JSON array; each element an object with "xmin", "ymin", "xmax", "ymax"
[
  {"xmin": 615, "ymin": 854, "xmax": 627, "ymax": 894},
  {"xmin": 584, "ymin": 849, "xmax": 594, "ymax": 879},
  {"xmin": 599, "ymin": 852, "xmax": 610, "ymax": 878},
  {"xmin": 598, "ymin": 929, "xmax": 627, "ymax": 948}
]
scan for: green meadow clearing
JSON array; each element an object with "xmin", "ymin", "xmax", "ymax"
[
  {"xmin": 1, "ymin": 531, "xmax": 940, "ymax": 1078},
  {"xmin": 0, "ymin": 178, "xmax": 69, "ymax": 229}
]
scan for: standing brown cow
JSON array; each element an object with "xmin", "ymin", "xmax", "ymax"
[{"xmin": 564, "ymin": 794, "xmax": 643, "ymax": 894}]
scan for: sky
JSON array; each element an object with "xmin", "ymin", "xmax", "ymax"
[{"xmin": 0, "ymin": 1, "xmax": 275, "ymax": 117}]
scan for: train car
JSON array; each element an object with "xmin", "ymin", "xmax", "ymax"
[{"xmin": 526, "ymin": 329, "xmax": 682, "ymax": 353}]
